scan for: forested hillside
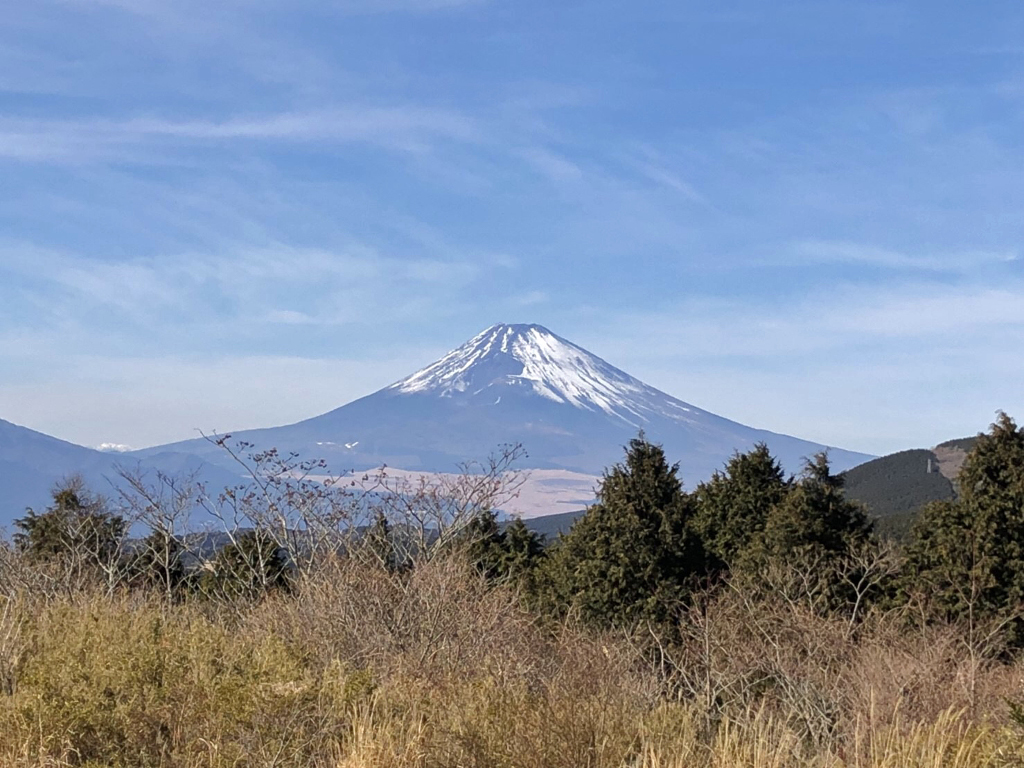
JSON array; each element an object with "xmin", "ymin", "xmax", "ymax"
[
  {"xmin": 843, "ymin": 449, "xmax": 954, "ymax": 517},
  {"xmin": 840, "ymin": 437, "xmax": 983, "ymax": 539}
]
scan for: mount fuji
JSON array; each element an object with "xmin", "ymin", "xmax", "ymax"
[{"xmin": 134, "ymin": 323, "xmax": 873, "ymax": 505}]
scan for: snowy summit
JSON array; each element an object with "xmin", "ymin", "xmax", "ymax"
[{"xmin": 389, "ymin": 323, "xmax": 698, "ymax": 428}]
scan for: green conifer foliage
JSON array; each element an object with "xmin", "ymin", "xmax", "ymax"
[
  {"xmin": 367, "ymin": 511, "xmax": 405, "ymax": 572},
  {"xmin": 759, "ymin": 453, "xmax": 872, "ymax": 559},
  {"xmin": 200, "ymin": 529, "xmax": 291, "ymax": 601},
  {"xmin": 461, "ymin": 510, "xmax": 545, "ymax": 583},
  {"xmin": 461, "ymin": 509, "xmax": 505, "ymax": 578},
  {"xmin": 14, "ymin": 479, "xmax": 126, "ymax": 575},
  {"xmin": 692, "ymin": 443, "xmax": 790, "ymax": 571},
  {"xmin": 541, "ymin": 435, "xmax": 706, "ymax": 627},
  {"xmin": 903, "ymin": 413, "xmax": 1024, "ymax": 631},
  {"xmin": 127, "ymin": 530, "xmax": 189, "ymax": 599},
  {"xmin": 502, "ymin": 517, "xmax": 546, "ymax": 578},
  {"xmin": 733, "ymin": 453, "xmax": 873, "ymax": 610},
  {"xmin": 902, "ymin": 499, "xmax": 977, "ymax": 616}
]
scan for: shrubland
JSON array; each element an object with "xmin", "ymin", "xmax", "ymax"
[{"xmin": 1, "ymin": 418, "xmax": 1024, "ymax": 767}]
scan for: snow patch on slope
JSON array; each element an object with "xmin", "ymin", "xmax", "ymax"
[
  {"xmin": 389, "ymin": 323, "xmax": 702, "ymax": 427},
  {"xmin": 96, "ymin": 442, "xmax": 134, "ymax": 453}
]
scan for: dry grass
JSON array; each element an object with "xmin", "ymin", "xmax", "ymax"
[{"xmin": 1, "ymin": 557, "xmax": 1023, "ymax": 767}]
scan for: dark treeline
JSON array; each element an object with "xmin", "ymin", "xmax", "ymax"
[
  {"xmin": 454, "ymin": 413, "xmax": 1024, "ymax": 651},
  {"xmin": 10, "ymin": 413, "xmax": 1024, "ymax": 647}
]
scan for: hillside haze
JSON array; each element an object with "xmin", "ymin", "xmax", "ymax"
[
  {"xmin": 137, "ymin": 323, "xmax": 873, "ymax": 485},
  {"xmin": 0, "ymin": 418, "xmax": 241, "ymax": 529},
  {"xmin": 0, "ymin": 418, "xmax": 112, "ymax": 522}
]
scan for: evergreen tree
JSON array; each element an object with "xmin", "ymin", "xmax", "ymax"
[
  {"xmin": 461, "ymin": 509, "xmax": 506, "ymax": 579},
  {"xmin": 501, "ymin": 517, "xmax": 546, "ymax": 579},
  {"xmin": 14, "ymin": 479, "xmax": 126, "ymax": 575},
  {"xmin": 541, "ymin": 435, "xmax": 706, "ymax": 627},
  {"xmin": 200, "ymin": 529, "xmax": 291, "ymax": 601},
  {"xmin": 460, "ymin": 510, "xmax": 544, "ymax": 583},
  {"xmin": 736, "ymin": 453, "xmax": 873, "ymax": 609},
  {"xmin": 128, "ymin": 529, "xmax": 189, "ymax": 598},
  {"xmin": 902, "ymin": 413, "xmax": 1024, "ymax": 632},
  {"xmin": 759, "ymin": 453, "xmax": 872, "ymax": 559},
  {"xmin": 367, "ymin": 511, "xmax": 402, "ymax": 572},
  {"xmin": 692, "ymin": 443, "xmax": 790, "ymax": 571}
]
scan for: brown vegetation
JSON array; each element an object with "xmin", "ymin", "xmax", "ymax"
[
  {"xmin": 4, "ymin": 425, "xmax": 1024, "ymax": 767},
  {"xmin": 1, "ymin": 550, "xmax": 1023, "ymax": 767}
]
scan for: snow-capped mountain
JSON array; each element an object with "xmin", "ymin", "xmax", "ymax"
[
  {"xmin": 0, "ymin": 323, "xmax": 875, "ymax": 525},
  {"xmin": 390, "ymin": 324, "xmax": 699, "ymax": 427},
  {"xmin": 137, "ymin": 323, "xmax": 873, "ymax": 492}
]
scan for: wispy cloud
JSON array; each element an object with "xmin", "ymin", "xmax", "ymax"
[
  {"xmin": 0, "ymin": 352, "xmax": 432, "ymax": 448},
  {"xmin": 0, "ymin": 242, "xmax": 488, "ymax": 335},
  {"xmin": 572, "ymin": 276, "xmax": 1024, "ymax": 453},
  {"xmin": 2, "ymin": 0, "xmax": 1023, "ymax": 456},
  {"xmin": 788, "ymin": 240, "xmax": 1018, "ymax": 272},
  {"xmin": 57, "ymin": 0, "xmax": 485, "ymax": 17},
  {"xmin": 0, "ymin": 107, "xmax": 479, "ymax": 163},
  {"xmin": 510, "ymin": 290, "xmax": 549, "ymax": 307},
  {"xmin": 587, "ymin": 278, "xmax": 1024, "ymax": 361},
  {"xmin": 519, "ymin": 147, "xmax": 584, "ymax": 183}
]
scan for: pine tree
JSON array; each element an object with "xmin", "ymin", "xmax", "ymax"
[
  {"xmin": 736, "ymin": 453, "xmax": 873, "ymax": 610},
  {"xmin": 692, "ymin": 443, "xmax": 790, "ymax": 571},
  {"xmin": 128, "ymin": 529, "xmax": 189, "ymax": 599},
  {"xmin": 902, "ymin": 413, "xmax": 1024, "ymax": 633},
  {"xmin": 14, "ymin": 478, "xmax": 126, "ymax": 576},
  {"xmin": 367, "ymin": 511, "xmax": 402, "ymax": 572},
  {"xmin": 901, "ymin": 499, "xmax": 977, "ymax": 616},
  {"xmin": 759, "ymin": 453, "xmax": 872, "ymax": 559},
  {"xmin": 541, "ymin": 434, "xmax": 705, "ymax": 627},
  {"xmin": 501, "ymin": 517, "xmax": 545, "ymax": 579},
  {"xmin": 460, "ymin": 510, "xmax": 545, "ymax": 583},
  {"xmin": 461, "ymin": 509, "xmax": 506, "ymax": 579}
]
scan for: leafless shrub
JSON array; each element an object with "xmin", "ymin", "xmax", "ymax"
[
  {"xmin": 0, "ymin": 539, "xmax": 1023, "ymax": 766},
  {"xmin": 109, "ymin": 439, "xmax": 527, "ymax": 608},
  {"xmin": 0, "ymin": 593, "xmax": 25, "ymax": 696},
  {"xmin": 665, "ymin": 572, "xmax": 1024, "ymax": 756},
  {"xmin": 356, "ymin": 444, "xmax": 528, "ymax": 567},
  {"xmin": 263, "ymin": 554, "xmax": 545, "ymax": 685}
]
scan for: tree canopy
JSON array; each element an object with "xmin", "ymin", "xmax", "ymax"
[
  {"xmin": 903, "ymin": 413, "xmax": 1024, "ymax": 635},
  {"xmin": 14, "ymin": 478, "xmax": 126, "ymax": 575},
  {"xmin": 692, "ymin": 443, "xmax": 790, "ymax": 571},
  {"xmin": 540, "ymin": 434, "xmax": 706, "ymax": 627}
]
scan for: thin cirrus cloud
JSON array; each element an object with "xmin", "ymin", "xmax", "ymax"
[
  {"xmin": 1, "ymin": 0, "xmax": 1023, "ymax": 452},
  {"xmin": 46, "ymin": 0, "xmax": 484, "ymax": 20},
  {"xmin": 0, "ymin": 243, "xmax": 490, "ymax": 335},
  {"xmin": 574, "ymin": 277, "xmax": 1024, "ymax": 454},
  {"xmin": 573, "ymin": 278, "xmax": 1024, "ymax": 413},
  {"xmin": 788, "ymin": 240, "xmax": 1019, "ymax": 272},
  {"xmin": 0, "ymin": 108, "xmax": 479, "ymax": 163}
]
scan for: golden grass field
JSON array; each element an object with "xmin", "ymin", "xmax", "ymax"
[{"xmin": 2, "ymin": 554, "xmax": 1024, "ymax": 767}]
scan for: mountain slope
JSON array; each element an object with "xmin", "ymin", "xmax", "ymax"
[
  {"xmin": 0, "ymin": 418, "xmax": 110, "ymax": 527},
  {"xmin": 139, "ymin": 323, "xmax": 873, "ymax": 490},
  {"xmin": 0, "ymin": 419, "xmax": 239, "ymax": 530},
  {"xmin": 841, "ymin": 436, "xmax": 978, "ymax": 538},
  {"xmin": 842, "ymin": 449, "xmax": 956, "ymax": 518}
]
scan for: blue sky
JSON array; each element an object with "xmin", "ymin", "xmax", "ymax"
[{"xmin": 1, "ymin": 0, "xmax": 1022, "ymax": 455}]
